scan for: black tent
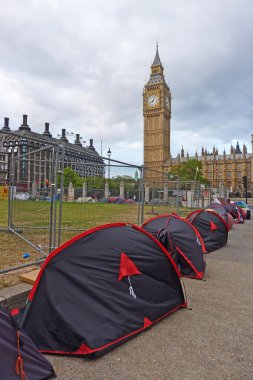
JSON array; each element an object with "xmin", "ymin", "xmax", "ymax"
[
  {"xmin": 223, "ymin": 203, "xmax": 243, "ymax": 223},
  {"xmin": 142, "ymin": 214, "xmax": 206, "ymax": 279},
  {"xmin": 236, "ymin": 205, "xmax": 246, "ymax": 221},
  {"xmin": 20, "ymin": 223, "xmax": 186, "ymax": 357},
  {"xmin": 186, "ymin": 210, "xmax": 228, "ymax": 253},
  {"xmin": 206, "ymin": 203, "xmax": 228, "ymax": 223},
  {"xmin": 0, "ymin": 305, "xmax": 55, "ymax": 380},
  {"xmin": 156, "ymin": 214, "xmax": 206, "ymax": 279},
  {"xmin": 206, "ymin": 203, "xmax": 234, "ymax": 231},
  {"xmin": 141, "ymin": 214, "xmax": 171, "ymax": 237}
]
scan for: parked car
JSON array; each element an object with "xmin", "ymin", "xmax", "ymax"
[{"xmin": 234, "ymin": 200, "xmax": 251, "ymax": 211}]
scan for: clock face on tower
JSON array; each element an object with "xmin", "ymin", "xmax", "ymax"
[
  {"xmin": 147, "ymin": 94, "xmax": 159, "ymax": 107},
  {"xmin": 165, "ymin": 95, "xmax": 170, "ymax": 110}
]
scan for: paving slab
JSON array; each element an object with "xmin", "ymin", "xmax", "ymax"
[{"xmin": 0, "ymin": 282, "xmax": 32, "ymax": 309}]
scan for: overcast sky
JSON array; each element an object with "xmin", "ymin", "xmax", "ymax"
[{"xmin": 1, "ymin": 0, "xmax": 253, "ymax": 164}]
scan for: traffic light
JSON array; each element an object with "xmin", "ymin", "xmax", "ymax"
[{"xmin": 243, "ymin": 175, "xmax": 247, "ymax": 188}]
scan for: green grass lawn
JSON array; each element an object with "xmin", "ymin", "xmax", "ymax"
[
  {"xmin": 0, "ymin": 199, "xmax": 193, "ymax": 273},
  {"xmin": 1, "ymin": 199, "xmax": 191, "ymax": 228}
]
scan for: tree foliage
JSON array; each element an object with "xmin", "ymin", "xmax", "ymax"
[
  {"xmin": 57, "ymin": 167, "xmax": 84, "ymax": 188},
  {"xmin": 169, "ymin": 159, "xmax": 208, "ymax": 184},
  {"xmin": 57, "ymin": 168, "xmax": 139, "ymax": 189}
]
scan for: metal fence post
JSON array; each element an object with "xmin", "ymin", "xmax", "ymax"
[
  {"xmin": 52, "ymin": 146, "xmax": 60, "ymax": 250},
  {"xmin": 57, "ymin": 144, "xmax": 65, "ymax": 248},
  {"xmin": 7, "ymin": 152, "xmax": 14, "ymax": 229},
  {"xmin": 49, "ymin": 147, "xmax": 56, "ymax": 253},
  {"xmin": 137, "ymin": 166, "xmax": 145, "ymax": 225},
  {"xmin": 176, "ymin": 176, "xmax": 180, "ymax": 214}
]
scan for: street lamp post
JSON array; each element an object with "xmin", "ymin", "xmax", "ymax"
[{"xmin": 107, "ymin": 148, "xmax": 111, "ymax": 180}]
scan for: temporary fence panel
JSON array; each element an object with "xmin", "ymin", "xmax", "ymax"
[
  {"xmin": 0, "ymin": 145, "xmax": 58, "ymax": 273},
  {"xmin": 0, "ymin": 148, "xmax": 144, "ymax": 273}
]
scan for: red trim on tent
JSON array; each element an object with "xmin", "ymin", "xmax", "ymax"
[
  {"xmin": 118, "ymin": 252, "xmax": 141, "ymax": 281},
  {"xmin": 39, "ymin": 303, "xmax": 187, "ymax": 356},
  {"xmin": 187, "ymin": 209, "xmax": 229, "ymax": 232},
  {"xmin": 129, "ymin": 225, "xmax": 182, "ymax": 278},
  {"xmin": 236, "ymin": 205, "xmax": 246, "ymax": 221},
  {"xmin": 29, "ymin": 223, "xmax": 182, "ymax": 301},
  {"xmin": 186, "ymin": 209, "xmax": 201, "ymax": 223},
  {"xmin": 227, "ymin": 213, "xmax": 234, "ymax": 230},
  {"xmin": 206, "ymin": 210, "xmax": 229, "ymax": 231},
  {"xmin": 176, "ymin": 246, "xmax": 204, "ymax": 280},
  {"xmin": 141, "ymin": 214, "xmax": 170, "ymax": 228},
  {"xmin": 240, "ymin": 206, "xmax": 246, "ymax": 220},
  {"xmin": 167, "ymin": 214, "xmax": 207, "ymax": 254},
  {"xmin": 167, "ymin": 231, "xmax": 174, "ymax": 256},
  {"xmin": 29, "ymin": 223, "xmax": 125, "ymax": 301}
]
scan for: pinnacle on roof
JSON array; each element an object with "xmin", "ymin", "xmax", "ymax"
[
  {"xmin": 152, "ymin": 42, "xmax": 162, "ymax": 67},
  {"xmin": 235, "ymin": 141, "xmax": 242, "ymax": 154}
]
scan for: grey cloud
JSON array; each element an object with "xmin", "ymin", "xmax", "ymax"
[{"xmin": 1, "ymin": 0, "xmax": 253, "ymax": 163}]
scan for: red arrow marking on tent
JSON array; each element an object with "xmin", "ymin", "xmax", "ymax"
[
  {"xmin": 210, "ymin": 221, "xmax": 218, "ymax": 231},
  {"xmin": 143, "ymin": 317, "xmax": 153, "ymax": 328},
  {"xmin": 118, "ymin": 253, "xmax": 141, "ymax": 299},
  {"xmin": 118, "ymin": 253, "xmax": 141, "ymax": 281}
]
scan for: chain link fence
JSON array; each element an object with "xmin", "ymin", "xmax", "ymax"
[{"xmin": 0, "ymin": 147, "xmax": 229, "ymax": 274}]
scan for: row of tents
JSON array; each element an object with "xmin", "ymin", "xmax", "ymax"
[
  {"xmin": 141, "ymin": 201, "xmax": 246, "ymax": 280},
  {"xmin": 0, "ymin": 201, "xmax": 248, "ymax": 378}
]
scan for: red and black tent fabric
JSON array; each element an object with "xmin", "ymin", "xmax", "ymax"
[
  {"xmin": 142, "ymin": 214, "xmax": 206, "ymax": 279},
  {"xmin": 186, "ymin": 210, "xmax": 228, "ymax": 253},
  {"xmin": 156, "ymin": 215, "xmax": 206, "ymax": 280},
  {"xmin": 0, "ymin": 305, "xmax": 55, "ymax": 380},
  {"xmin": 231, "ymin": 203, "xmax": 246, "ymax": 223},
  {"xmin": 206, "ymin": 203, "xmax": 228, "ymax": 223},
  {"xmin": 205, "ymin": 203, "xmax": 234, "ymax": 231},
  {"xmin": 141, "ymin": 214, "xmax": 171, "ymax": 237},
  {"xmin": 223, "ymin": 203, "xmax": 243, "ymax": 223},
  {"xmin": 19, "ymin": 223, "xmax": 186, "ymax": 358},
  {"xmin": 235, "ymin": 204, "xmax": 246, "ymax": 221},
  {"xmin": 226, "ymin": 212, "xmax": 234, "ymax": 230}
]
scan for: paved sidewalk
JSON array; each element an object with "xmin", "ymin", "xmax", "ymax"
[
  {"xmin": 47, "ymin": 220, "xmax": 253, "ymax": 380},
  {"xmin": 1, "ymin": 220, "xmax": 252, "ymax": 379}
]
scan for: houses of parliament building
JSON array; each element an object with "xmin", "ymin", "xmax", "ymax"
[{"xmin": 143, "ymin": 46, "xmax": 253, "ymax": 195}]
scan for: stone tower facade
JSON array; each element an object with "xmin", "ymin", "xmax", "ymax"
[
  {"xmin": 143, "ymin": 45, "xmax": 171, "ymax": 185},
  {"xmin": 170, "ymin": 141, "xmax": 253, "ymax": 195}
]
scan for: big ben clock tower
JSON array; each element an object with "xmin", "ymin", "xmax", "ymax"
[{"xmin": 143, "ymin": 45, "xmax": 171, "ymax": 185}]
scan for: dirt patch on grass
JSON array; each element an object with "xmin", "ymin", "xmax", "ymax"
[{"xmin": 0, "ymin": 265, "xmax": 40, "ymax": 289}]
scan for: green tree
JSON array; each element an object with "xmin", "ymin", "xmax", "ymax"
[
  {"xmin": 169, "ymin": 159, "xmax": 208, "ymax": 184},
  {"xmin": 58, "ymin": 167, "xmax": 83, "ymax": 188},
  {"xmin": 109, "ymin": 175, "xmax": 138, "ymax": 190},
  {"xmin": 86, "ymin": 177, "xmax": 105, "ymax": 189}
]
